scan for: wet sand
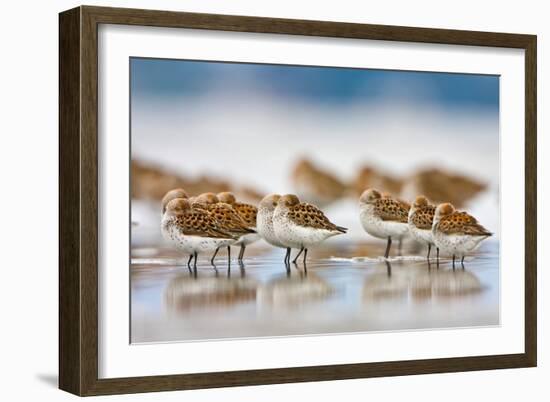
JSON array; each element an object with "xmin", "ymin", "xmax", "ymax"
[{"xmin": 131, "ymin": 240, "xmax": 499, "ymax": 343}]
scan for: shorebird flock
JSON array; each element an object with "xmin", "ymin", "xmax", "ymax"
[{"xmin": 160, "ymin": 187, "xmax": 492, "ymax": 272}]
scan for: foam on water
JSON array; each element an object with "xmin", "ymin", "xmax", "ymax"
[{"xmin": 329, "ymin": 255, "xmax": 427, "ymax": 263}]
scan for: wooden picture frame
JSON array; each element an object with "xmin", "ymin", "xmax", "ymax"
[{"xmin": 59, "ymin": 5, "xmax": 537, "ymax": 396}]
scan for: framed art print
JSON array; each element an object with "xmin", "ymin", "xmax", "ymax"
[{"xmin": 59, "ymin": 6, "xmax": 537, "ymax": 396}]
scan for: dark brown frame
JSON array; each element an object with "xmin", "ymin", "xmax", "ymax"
[{"xmin": 59, "ymin": 5, "xmax": 537, "ymax": 396}]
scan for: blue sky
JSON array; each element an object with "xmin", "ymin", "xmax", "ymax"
[{"xmin": 130, "ymin": 57, "xmax": 499, "ymax": 110}]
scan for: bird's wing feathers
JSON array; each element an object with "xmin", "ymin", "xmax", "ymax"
[
  {"xmin": 411, "ymin": 205, "xmax": 435, "ymax": 229},
  {"xmin": 375, "ymin": 199, "xmax": 409, "ymax": 223},
  {"xmin": 438, "ymin": 211, "xmax": 492, "ymax": 236},
  {"xmin": 173, "ymin": 212, "xmax": 235, "ymax": 239},
  {"xmin": 208, "ymin": 204, "xmax": 254, "ymax": 234},
  {"xmin": 233, "ymin": 202, "xmax": 258, "ymax": 228},
  {"xmin": 288, "ymin": 203, "xmax": 346, "ymax": 232}
]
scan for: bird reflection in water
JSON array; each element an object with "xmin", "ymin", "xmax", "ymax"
[
  {"xmin": 257, "ymin": 267, "xmax": 333, "ymax": 311},
  {"xmin": 362, "ymin": 260, "xmax": 408, "ymax": 300},
  {"xmin": 210, "ymin": 259, "xmax": 247, "ymax": 279},
  {"xmin": 164, "ymin": 266, "xmax": 257, "ymax": 313},
  {"xmin": 363, "ymin": 260, "xmax": 483, "ymax": 302},
  {"xmin": 163, "ymin": 259, "xmax": 331, "ymax": 314}
]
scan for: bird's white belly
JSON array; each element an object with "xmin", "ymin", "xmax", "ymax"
[
  {"xmin": 258, "ymin": 210, "xmax": 287, "ymax": 248},
  {"xmin": 235, "ymin": 232, "xmax": 261, "ymax": 246},
  {"xmin": 408, "ymin": 224, "xmax": 433, "ymax": 245},
  {"xmin": 433, "ymin": 231, "xmax": 488, "ymax": 257},
  {"xmin": 274, "ymin": 215, "xmax": 336, "ymax": 249},
  {"xmin": 181, "ymin": 235, "xmax": 230, "ymax": 253},
  {"xmin": 216, "ymin": 238, "xmax": 237, "ymax": 248},
  {"xmin": 360, "ymin": 209, "xmax": 408, "ymax": 240},
  {"xmin": 273, "ymin": 214, "xmax": 301, "ymax": 248},
  {"xmin": 163, "ymin": 222, "xmax": 229, "ymax": 253}
]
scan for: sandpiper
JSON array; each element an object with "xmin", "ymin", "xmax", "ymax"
[
  {"xmin": 257, "ymin": 194, "xmax": 292, "ymax": 262},
  {"xmin": 382, "ymin": 192, "xmax": 410, "ymax": 254},
  {"xmin": 359, "ymin": 189, "xmax": 409, "ymax": 258},
  {"xmin": 432, "ymin": 203, "xmax": 492, "ymax": 268},
  {"xmin": 408, "ymin": 195, "xmax": 438, "ymax": 260},
  {"xmin": 161, "ymin": 198, "xmax": 236, "ymax": 272},
  {"xmin": 161, "ymin": 188, "xmax": 189, "ymax": 214},
  {"xmin": 194, "ymin": 192, "xmax": 254, "ymax": 263},
  {"xmin": 291, "ymin": 158, "xmax": 347, "ymax": 206},
  {"xmin": 273, "ymin": 194, "xmax": 347, "ymax": 265},
  {"xmin": 217, "ymin": 192, "xmax": 260, "ymax": 261},
  {"xmin": 402, "ymin": 168, "xmax": 486, "ymax": 209}
]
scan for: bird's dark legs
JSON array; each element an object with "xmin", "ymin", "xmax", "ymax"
[
  {"xmin": 193, "ymin": 251, "xmax": 198, "ymax": 276},
  {"xmin": 221, "ymin": 246, "xmax": 230, "ymax": 273},
  {"xmin": 427, "ymin": 244, "xmax": 431, "ymax": 260},
  {"xmin": 284, "ymin": 248, "xmax": 291, "ymax": 275},
  {"xmin": 293, "ymin": 247, "xmax": 304, "ymax": 264},
  {"xmin": 210, "ymin": 247, "xmax": 219, "ymax": 265},
  {"xmin": 452, "ymin": 254, "xmax": 456, "ymax": 270},
  {"xmin": 398, "ymin": 239, "xmax": 403, "ymax": 256},
  {"xmin": 303, "ymin": 248, "xmax": 308, "ymax": 272},
  {"xmin": 436, "ymin": 247, "xmax": 440, "ymax": 269},
  {"xmin": 284, "ymin": 247, "xmax": 291, "ymax": 265},
  {"xmin": 461, "ymin": 256, "xmax": 465, "ymax": 269},
  {"xmin": 384, "ymin": 236, "xmax": 392, "ymax": 259},
  {"xmin": 238, "ymin": 244, "xmax": 246, "ymax": 261}
]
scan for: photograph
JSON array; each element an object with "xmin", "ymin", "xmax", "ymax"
[
  {"xmin": 52, "ymin": 2, "xmax": 540, "ymax": 396},
  {"xmin": 129, "ymin": 57, "xmax": 500, "ymax": 344}
]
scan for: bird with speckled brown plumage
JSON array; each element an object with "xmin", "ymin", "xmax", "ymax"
[
  {"xmin": 217, "ymin": 192, "xmax": 260, "ymax": 261},
  {"xmin": 359, "ymin": 188, "xmax": 410, "ymax": 258},
  {"xmin": 193, "ymin": 192, "xmax": 254, "ymax": 264},
  {"xmin": 273, "ymin": 194, "xmax": 347, "ymax": 265},
  {"xmin": 408, "ymin": 195, "xmax": 438, "ymax": 260},
  {"xmin": 257, "ymin": 194, "xmax": 292, "ymax": 261},
  {"xmin": 161, "ymin": 198, "xmax": 236, "ymax": 273},
  {"xmin": 432, "ymin": 202, "xmax": 492, "ymax": 268}
]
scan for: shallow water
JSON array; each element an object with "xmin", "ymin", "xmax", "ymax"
[{"xmin": 131, "ymin": 240, "xmax": 499, "ymax": 343}]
